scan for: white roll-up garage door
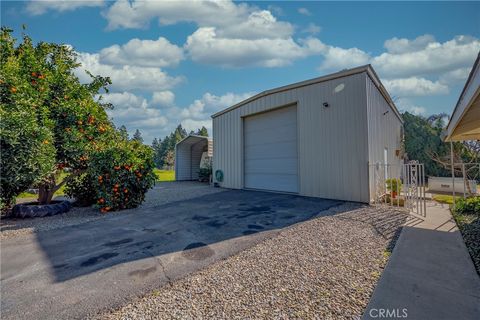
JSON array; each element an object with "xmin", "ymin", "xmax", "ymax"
[{"xmin": 244, "ymin": 105, "xmax": 298, "ymax": 193}]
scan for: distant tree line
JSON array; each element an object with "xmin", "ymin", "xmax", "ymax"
[
  {"xmin": 403, "ymin": 112, "xmax": 479, "ymax": 179},
  {"xmin": 151, "ymin": 125, "xmax": 208, "ymax": 169}
]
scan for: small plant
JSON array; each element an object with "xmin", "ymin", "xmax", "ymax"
[
  {"xmin": 386, "ymin": 178, "xmax": 402, "ymax": 197},
  {"xmin": 198, "ymin": 157, "xmax": 212, "ymax": 182},
  {"xmin": 198, "ymin": 167, "xmax": 212, "ymax": 182},
  {"xmin": 453, "ymin": 196, "xmax": 480, "ymax": 215}
]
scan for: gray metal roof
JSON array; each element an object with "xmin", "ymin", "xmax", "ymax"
[
  {"xmin": 211, "ymin": 64, "xmax": 403, "ymax": 123},
  {"xmin": 175, "ymin": 134, "xmax": 211, "ymax": 147}
]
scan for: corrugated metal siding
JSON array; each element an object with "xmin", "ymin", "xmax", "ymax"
[
  {"xmin": 213, "ymin": 72, "xmax": 370, "ymax": 202},
  {"xmin": 366, "ymin": 75, "xmax": 404, "ymax": 201},
  {"xmin": 175, "ymin": 143, "xmax": 191, "ymax": 181},
  {"xmin": 191, "ymin": 142, "xmax": 207, "ymax": 180}
]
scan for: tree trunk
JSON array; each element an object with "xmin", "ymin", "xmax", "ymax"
[{"xmin": 38, "ymin": 175, "xmax": 56, "ymax": 205}]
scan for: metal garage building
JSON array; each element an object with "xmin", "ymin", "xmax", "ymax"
[
  {"xmin": 175, "ymin": 135, "xmax": 213, "ymax": 181},
  {"xmin": 211, "ymin": 65, "xmax": 403, "ymax": 203}
]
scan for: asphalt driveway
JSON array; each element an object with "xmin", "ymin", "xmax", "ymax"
[{"xmin": 1, "ymin": 183, "xmax": 347, "ymax": 320}]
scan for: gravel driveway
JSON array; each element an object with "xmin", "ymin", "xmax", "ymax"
[{"xmin": 99, "ymin": 205, "xmax": 408, "ymax": 320}]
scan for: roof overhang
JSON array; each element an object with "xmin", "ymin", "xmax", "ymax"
[
  {"xmin": 211, "ymin": 64, "xmax": 403, "ymax": 124},
  {"xmin": 175, "ymin": 135, "xmax": 211, "ymax": 147},
  {"xmin": 445, "ymin": 52, "xmax": 480, "ymax": 142}
]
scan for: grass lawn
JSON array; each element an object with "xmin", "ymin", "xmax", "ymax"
[
  {"xmin": 432, "ymin": 194, "xmax": 462, "ymax": 205},
  {"xmin": 154, "ymin": 169, "xmax": 175, "ymax": 182}
]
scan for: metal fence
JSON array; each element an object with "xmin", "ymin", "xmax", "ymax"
[{"xmin": 370, "ymin": 161, "xmax": 426, "ymax": 217}]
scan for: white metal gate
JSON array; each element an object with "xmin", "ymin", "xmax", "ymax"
[{"xmin": 370, "ymin": 160, "xmax": 426, "ymax": 216}]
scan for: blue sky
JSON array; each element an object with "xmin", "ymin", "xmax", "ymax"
[{"xmin": 2, "ymin": 1, "xmax": 479, "ymax": 143}]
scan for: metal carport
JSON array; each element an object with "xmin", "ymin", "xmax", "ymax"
[{"xmin": 175, "ymin": 135, "xmax": 212, "ymax": 181}]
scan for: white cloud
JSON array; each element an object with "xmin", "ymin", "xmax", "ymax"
[
  {"xmin": 383, "ymin": 77, "xmax": 449, "ymax": 96},
  {"xmin": 26, "ymin": 0, "xmax": 104, "ymax": 15},
  {"xmin": 99, "ymin": 37, "xmax": 184, "ymax": 68},
  {"xmin": 383, "ymin": 34, "xmax": 436, "ymax": 54},
  {"xmin": 99, "ymin": 91, "xmax": 253, "ymax": 143},
  {"xmin": 179, "ymin": 92, "xmax": 254, "ymax": 121},
  {"xmin": 104, "ymin": 0, "xmax": 293, "ymax": 39},
  {"xmin": 151, "ymin": 91, "xmax": 175, "ymax": 107},
  {"xmin": 372, "ymin": 35, "xmax": 480, "ymax": 78},
  {"xmin": 177, "ymin": 91, "xmax": 253, "ymax": 135},
  {"xmin": 396, "ymin": 98, "xmax": 427, "ymax": 116},
  {"xmin": 100, "ymin": 92, "xmax": 168, "ymax": 142},
  {"xmin": 101, "ymin": 92, "xmax": 168, "ymax": 128},
  {"xmin": 104, "ymin": 0, "xmax": 247, "ymax": 30},
  {"xmin": 185, "ymin": 27, "xmax": 314, "ymax": 68},
  {"xmin": 298, "ymin": 7, "xmax": 312, "ymax": 16},
  {"xmin": 302, "ymin": 23, "xmax": 321, "ymax": 35},
  {"xmin": 216, "ymin": 10, "xmax": 293, "ymax": 40},
  {"xmin": 439, "ymin": 67, "xmax": 471, "ymax": 85},
  {"xmin": 76, "ymin": 52, "xmax": 183, "ymax": 92},
  {"xmin": 319, "ymin": 46, "xmax": 370, "ymax": 71},
  {"xmin": 104, "ymin": 0, "xmax": 305, "ymax": 68},
  {"xmin": 311, "ymin": 34, "xmax": 478, "ymax": 98}
]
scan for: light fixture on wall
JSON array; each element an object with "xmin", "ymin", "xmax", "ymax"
[
  {"xmin": 383, "ymin": 110, "xmax": 390, "ymax": 115},
  {"xmin": 323, "ymin": 102, "xmax": 329, "ymax": 108}
]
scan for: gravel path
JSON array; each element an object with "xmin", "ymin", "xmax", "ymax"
[
  {"xmin": 1, "ymin": 182, "xmax": 221, "ymax": 240},
  {"xmin": 98, "ymin": 205, "xmax": 408, "ymax": 320}
]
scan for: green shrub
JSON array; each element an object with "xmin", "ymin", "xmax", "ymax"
[
  {"xmin": 64, "ymin": 173, "xmax": 97, "ymax": 207},
  {"xmin": 451, "ymin": 196, "xmax": 480, "ymax": 274},
  {"xmin": 454, "ymin": 196, "xmax": 480, "ymax": 215},
  {"xmin": 0, "ymin": 108, "xmax": 55, "ymax": 209},
  {"xmin": 198, "ymin": 167, "xmax": 212, "ymax": 182},
  {"xmin": 386, "ymin": 178, "xmax": 402, "ymax": 193},
  {"xmin": 88, "ymin": 140, "xmax": 156, "ymax": 212}
]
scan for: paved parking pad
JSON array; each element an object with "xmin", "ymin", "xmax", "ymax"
[{"xmin": 1, "ymin": 185, "xmax": 347, "ymax": 319}]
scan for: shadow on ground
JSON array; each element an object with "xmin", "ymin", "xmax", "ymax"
[{"xmin": 29, "ymin": 189, "xmax": 349, "ymax": 282}]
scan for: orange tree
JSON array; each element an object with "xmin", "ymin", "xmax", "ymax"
[
  {"xmin": 1, "ymin": 28, "xmax": 155, "ymax": 210},
  {"xmin": 88, "ymin": 139, "xmax": 156, "ymax": 212}
]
